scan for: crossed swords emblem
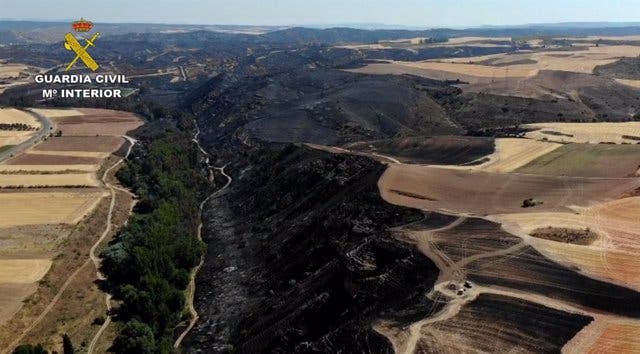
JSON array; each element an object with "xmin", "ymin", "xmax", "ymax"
[{"xmin": 64, "ymin": 32, "xmax": 100, "ymax": 71}]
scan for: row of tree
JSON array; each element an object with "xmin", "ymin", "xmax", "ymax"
[{"xmin": 101, "ymin": 115, "xmax": 208, "ymax": 353}]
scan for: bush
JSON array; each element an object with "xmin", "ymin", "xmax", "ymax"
[
  {"xmin": 12, "ymin": 344, "xmax": 48, "ymax": 354},
  {"xmin": 112, "ymin": 320, "xmax": 156, "ymax": 354}
]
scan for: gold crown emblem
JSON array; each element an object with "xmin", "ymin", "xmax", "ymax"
[{"xmin": 72, "ymin": 18, "xmax": 93, "ymax": 32}]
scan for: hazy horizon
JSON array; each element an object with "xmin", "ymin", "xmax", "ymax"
[{"xmin": 3, "ymin": 0, "xmax": 640, "ymax": 28}]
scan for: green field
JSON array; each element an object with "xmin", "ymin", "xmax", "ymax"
[
  {"xmin": 516, "ymin": 143, "xmax": 640, "ymax": 177},
  {"xmin": 0, "ymin": 145, "xmax": 14, "ymax": 154}
]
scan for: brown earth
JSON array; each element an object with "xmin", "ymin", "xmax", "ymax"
[
  {"xmin": 34, "ymin": 136, "xmax": 125, "ymax": 152},
  {"xmin": 0, "ymin": 157, "xmax": 135, "ymax": 353},
  {"xmin": 6, "ymin": 154, "xmax": 102, "ymax": 165},
  {"xmin": 49, "ymin": 109, "xmax": 143, "ymax": 137},
  {"xmin": 0, "ymin": 108, "xmax": 142, "ymax": 352},
  {"xmin": 378, "ymin": 163, "xmax": 640, "ymax": 215},
  {"xmin": 56, "ymin": 122, "xmax": 143, "ymax": 137}
]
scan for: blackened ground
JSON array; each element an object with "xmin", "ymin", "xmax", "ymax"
[
  {"xmin": 468, "ymin": 246, "xmax": 640, "ymax": 317},
  {"xmin": 345, "ymin": 136, "xmax": 495, "ymax": 164},
  {"xmin": 595, "ymin": 57, "xmax": 640, "ymax": 80},
  {"xmin": 185, "ymin": 145, "xmax": 441, "ymax": 353},
  {"xmin": 190, "ymin": 68, "xmax": 463, "ymax": 149},
  {"xmin": 416, "ymin": 294, "xmax": 592, "ymax": 354}
]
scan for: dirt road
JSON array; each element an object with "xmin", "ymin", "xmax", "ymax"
[
  {"xmin": 308, "ymin": 140, "xmax": 640, "ymax": 354},
  {"xmin": 173, "ymin": 122, "xmax": 232, "ymax": 350},
  {"xmin": 86, "ymin": 135, "xmax": 137, "ymax": 354},
  {"xmin": 3, "ymin": 135, "xmax": 136, "ymax": 354}
]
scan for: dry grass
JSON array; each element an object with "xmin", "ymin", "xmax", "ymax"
[
  {"xmin": 445, "ymin": 36, "xmax": 511, "ymax": 44},
  {"xmin": 0, "ymin": 259, "xmax": 52, "ymax": 284},
  {"xmin": 57, "ymin": 122, "xmax": 143, "ymax": 137},
  {"xmin": 0, "ymin": 166, "xmax": 136, "ymax": 351},
  {"xmin": 586, "ymin": 322, "xmax": 640, "ymax": 353},
  {"xmin": 0, "ymin": 107, "xmax": 140, "ymax": 348},
  {"xmin": 34, "ymin": 136, "xmax": 125, "ymax": 153},
  {"xmin": 0, "ymin": 173, "xmax": 99, "ymax": 188},
  {"xmin": 30, "ymin": 109, "xmax": 84, "ymax": 118},
  {"xmin": 6, "ymin": 154, "xmax": 102, "ymax": 165},
  {"xmin": 351, "ymin": 45, "xmax": 640, "ymax": 85},
  {"xmin": 0, "ymin": 109, "xmax": 39, "ymax": 149},
  {"xmin": 0, "ymin": 136, "xmax": 30, "ymax": 147},
  {"xmin": 0, "ymin": 259, "xmax": 52, "ymax": 325},
  {"xmin": 436, "ymin": 45, "xmax": 639, "ymax": 67},
  {"xmin": 0, "ymin": 65, "xmax": 27, "ymax": 79},
  {"xmin": 0, "ymin": 284, "xmax": 38, "ymax": 326},
  {"xmin": 516, "ymin": 143, "xmax": 640, "ymax": 177},
  {"xmin": 494, "ymin": 197, "xmax": 640, "ymax": 291},
  {"xmin": 614, "ymin": 78, "xmax": 640, "ymax": 88},
  {"xmin": 338, "ymin": 36, "xmax": 512, "ymax": 49},
  {"xmin": 435, "ymin": 138, "xmax": 562, "ymax": 173},
  {"xmin": 378, "ymin": 164, "xmax": 639, "ymax": 215},
  {"xmin": 37, "ymin": 108, "xmax": 142, "ymax": 137},
  {"xmin": 560, "ymin": 35, "xmax": 640, "ymax": 41},
  {"xmin": 524, "ymin": 122, "xmax": 640, "ymax": 144},
  {"xmin": 479, "ymin": 139, "xmax": 562, "ymax": 172},
  {"xmin": 0, "ymin": 165, "xmax": 98, "ymax": 173},
  {"xmin": 0, "ymin": 109, "xmax": 39, "ymax": 127},
  {"xmin": 396, "ymin": 60, "xmax": 533, "ymax": 78},
  {"xmin": 26, "ymin": 151, "xmax": 109, "ymax": 158},
  {"xmin": 0, "ymin": 192, "xmax": 106, "ymax": 227}
]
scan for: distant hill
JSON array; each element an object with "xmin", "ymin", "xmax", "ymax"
[
  {"xmin": 6, "ymin": 20, "xmax": 640, "ymax": 46},
  {"xmin": 258, "ymin": 27, "xmax": 437, "ymax": 44}
]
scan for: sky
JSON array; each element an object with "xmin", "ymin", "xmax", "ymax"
[{"xmin": 2, "ymin": 0, "xmax": 640, "ymax": 27}]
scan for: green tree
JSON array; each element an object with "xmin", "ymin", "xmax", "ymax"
[
  {"xmin": 12, "ymin": 344, "xmax": 48, "ymax": 354},
  {"xmin": 113, "ymin": 320, "xmax": 156, "ymax": 354}
]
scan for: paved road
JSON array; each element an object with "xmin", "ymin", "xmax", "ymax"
[{"xmin": 0, "ymin": 109, "xmax": 53, "ymax": 163}]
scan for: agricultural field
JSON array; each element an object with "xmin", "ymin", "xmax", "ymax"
[
  {"xmin": 378, "ymin": 163, "xmax": 639, "ymax": 215},
  {"xmin": 0, "ymin": 108, "xmax": 41, "ymax": 149},
  {"xmin": 356, "ymin": 119, "xmax": 640, "ymax": 353},
  {"xmin": 50, "ymin": 108, "xmax": 142, "ymax": 136},
  {"xmin": 0, "ymin": 173, "xmax": 99, "ymax": 187},
  {"xmin": 524, "ymin": 122, "xmax": 640, "ymax": 144},
  {"xmin": 348, "ymin": 40, "xmax": 640, "ymax": 101},
  {"xmin": 33, "ymin": 136, "xmax": 125, "ymax": 152},
  {"xmin": 344, "ymin": 135, "xmax": 495, "ymax": 164},
  {"xmin": 433, "ymin": 138, "xmax": 563, "ymax": 172},
  {"xmin": 0, "ymin": 108, "xmax": 39, "ymax": 126},
  {"xmin": 339, "ymin": 36, "xmax": 513, "ymax": 50},
  {"xmin": 6, "ymin": 153, "xmax": 102, "ymax": 165},
  {"xmin": 0, "ymin": 107, "xmax": 141, "ymax": 350},
  {"xmin": 0, "ymin": 259, "xmax": 51, "ymax": 323},
  {"xmin": 517, "ymin": 143, "xmax": 640, "ymax": 177},
  {"xmin": 0, "ymin": 64, "xmax": 28, "ymax": 79},
  {"xmin": 0, "ymin": 62, "xmax": 41, "ymax": 95}
]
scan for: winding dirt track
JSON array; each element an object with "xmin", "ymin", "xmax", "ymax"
[
  {"xmin": 173, "ymin": 122, "xmax": 232, "ymax": 350},
  {"xmin": 3, "ymin": 136, "xmax": 137, "ymax": 354},
  {"xmin": 86, "ymin": 135, "xmax": 137, "ymax": 354},
  {"xmin": 308, "ymin": 141, "xmax": 640, "ymax": 354}
]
